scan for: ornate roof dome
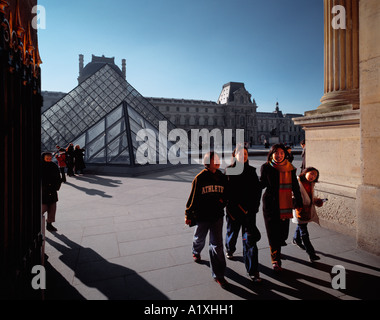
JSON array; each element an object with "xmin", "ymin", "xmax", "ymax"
[{"xmin": 78, "ymin": 54, "xmax": 125, "ymax": 84}]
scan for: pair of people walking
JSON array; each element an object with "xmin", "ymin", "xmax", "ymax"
[
  {"xmin": 261, "ymin": 144, "xmax": 324, "ymax": 270},
  {"xmin": 185, "ymin": 144, "xmax": 325, "ymax": 288},
  {"xmin": 185, "ymin": 147, "xmax": 262, "ymax": 288}
]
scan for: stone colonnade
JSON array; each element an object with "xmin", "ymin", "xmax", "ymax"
[{"xmin": 320, "ymin": 0, "xmax": 360, "ymax": 112}]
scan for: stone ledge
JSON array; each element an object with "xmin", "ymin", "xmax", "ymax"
[
  {"xmin": 315, "ymin": 182, "xmax": 358, "ymax": 199},
  {"xmin": 293, "ymin": 109, "xmax": 360, "ymax": 128}
]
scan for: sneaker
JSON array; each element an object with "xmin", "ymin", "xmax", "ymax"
[
  {"xmin": 308, "ymin": 254, "xmax": 321, "ymax": 262},
  {"xmin": 226, "ymin": 252, "xmax": 234, "ymax": 260},
  {"xmin": 247, "ymin": 273, "xmax": 262, "ymax": 284},
  {"xmin": 193, "ymin": 254, "xmax": 201, "ymax": 263},
  {"xmin": 272, "ymin": 262, "xmax": 283, "ymax": 272},
  {"xmin": 46, "ymin": 223, "xmax": 57, "ymax": 232},
  {"xmin": 292, "ymin": 239, "xmax": 306, "ymax": 250},
  {"xmin": 214, "ymin": 277, "xmax": 229, "ymax": 289}
]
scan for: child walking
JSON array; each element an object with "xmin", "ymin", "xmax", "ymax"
[
  {"xmin": 292, "ymin": 167, "xmax": 325, "ymax": 262},
  {"xmin": 185, "ymin": 152, "xmax": 228, "ymax": 288},
  {"xmin": 225, "ymin": 146, "xmax": 262, "ymax": 283}
]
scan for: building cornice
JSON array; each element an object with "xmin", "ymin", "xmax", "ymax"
[{"xmin": 292, "ymin": 109, "xmax": 360, "ymax": 129}]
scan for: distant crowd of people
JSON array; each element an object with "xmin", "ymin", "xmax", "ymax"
[
  {"xmin": 41, "ymin": 143, "xmax": 85, "ymax": 232},
  {"xmin": 54, "ymin": 143, "xmax": 86, "ymax": 182},
  {"xmin": 185, "ymin": 140, "xmax": 324, "ymax": 289}
]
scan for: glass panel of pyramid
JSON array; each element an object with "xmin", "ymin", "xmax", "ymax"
[{"xmin": 41, "ymin": 64, "xmax": 185, "ymax": 166}]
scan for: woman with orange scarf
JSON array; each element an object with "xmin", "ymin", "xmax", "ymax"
[{"xmin": 260, "ymin": 144, "xmax": 303, "ymax": 271}]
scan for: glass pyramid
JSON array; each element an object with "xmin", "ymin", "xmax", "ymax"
[{"xmin": 41, "ymin": 64, "xmax": 183, "ymax": 167}]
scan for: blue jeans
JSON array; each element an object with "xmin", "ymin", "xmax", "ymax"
[
  {"xmin": 293, "ymin": 223, "xmax": 316, "ymax": 255},
  {"xmin": 225, "ymin": 215, "xmax": 242, "ymax": 255},
  {"xmin": 226, "ymin": 215, "xmax": 260, "ymax": 275},
  {"xmin": 192, "ymin": 218, "xmax": 226, "ymax": 279},
  {"xmin": 243, "ymin": 231, "xmax": 259, "ymax": 275}
]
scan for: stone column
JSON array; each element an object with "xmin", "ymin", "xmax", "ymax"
[
  {"xmin": 356, "ymin": 0, "xmax": 380, "ymax": 255},
  {"xmin": 310, "ymin": 0, "xmax": 360, "ymax": 115}
]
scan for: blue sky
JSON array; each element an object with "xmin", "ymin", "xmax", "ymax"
[{"xmin": 38, "ymin": 0, "xmax": 324, "ymax": 115}]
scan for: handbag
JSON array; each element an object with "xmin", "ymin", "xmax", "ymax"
[
  {"xmin": 295, "ymin": 205, "xmax": 312, "ymax": 222},
  {"xmin": 186, "ymin": 210, "xmax": 197, "ymax": 227}
]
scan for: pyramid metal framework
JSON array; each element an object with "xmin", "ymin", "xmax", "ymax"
[{"xmin": 41, "ymin": 64, "xmax": 181, "ymax": 166}]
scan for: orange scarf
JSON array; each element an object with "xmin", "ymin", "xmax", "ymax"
[{"xmin": 270, "ymin": 159, "xmax": 294, "ymax": 219}]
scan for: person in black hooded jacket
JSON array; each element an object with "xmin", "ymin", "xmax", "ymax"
[
  {"xmin": 41, "ymin": 152, "xmax": 62, "ymax": 232},
  {"xmin": 225, "ymin": 146, "xmax": 263, "ymax": 282}
]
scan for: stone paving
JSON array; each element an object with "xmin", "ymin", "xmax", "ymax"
[{"xmin": 43, "ymin": 155, "xmax": 380, "ymax": 301}]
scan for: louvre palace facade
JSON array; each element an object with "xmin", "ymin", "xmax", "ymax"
[{"xmin": 147, "ymin": 86, "xmax": 304, "ymax": 146}]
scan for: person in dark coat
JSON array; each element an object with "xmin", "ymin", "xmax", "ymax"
[
  {"xmin": 225, "ymin": 146, "xmax": 263, "ymax": 283},
  {"xmin": 41, "ymin": 152, "xmax": 62, "ymax": 232},
  {"xmin": 300, "ymin": 139, "xmax": 306, "ymax": 172},
  {"xmin": 73, "ymin": 145, "xmax": 86, "ymax": 174},
  {"xmin": 260, "ymin": 144, "xmax": 303, "ymax": 272},
  {"xmin": 285, "ymin": 145, "xmax": 294, "ymax": 163},
  {"xmin": 65, "ymin": 143, "xmax": 75, "ymax": 177},
  {"xmin": 185, "ymin": 152, "xmax": 228, "ymax": 288}
]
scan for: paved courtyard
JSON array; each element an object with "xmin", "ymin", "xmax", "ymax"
[{"xmin": 43, "ymin": 155, "xmax": 380, "ymax": 301}]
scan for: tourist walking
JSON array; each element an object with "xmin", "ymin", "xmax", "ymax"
[
  {"xmin": 74, "ymin": 145, "xmax": 86, "ymax": 174},
  {"xmin": 41, "ymin": 152, "xmax": 62, "ymax": 232},
  {"xmin": 66, "ymin": 143, "xmax": 75, "ymax": 177},
  {"xmin": 185, "ymin": 152, "xmax": 228, "ymax": 288},
  {"xmin": 292, "ymin": 167, "xmax": 324, "ymax": 262},
  {"xmin": 300, "ymin": 140, "xmax": 306, "ymax": 172},
  {"xmin": 285, "ymin": 145, "xmax": 294, "ymax": 163},
  {"xmin": 225, "ymin": 146, "xmax": 262, "ymax": 283},
  {"xmin": 55, "ymin": 148, "xmax": 67, "ymax": 183},
  {"xmin": 260, "ymin": 144, "xmax": 303, "ymax": 272}
]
